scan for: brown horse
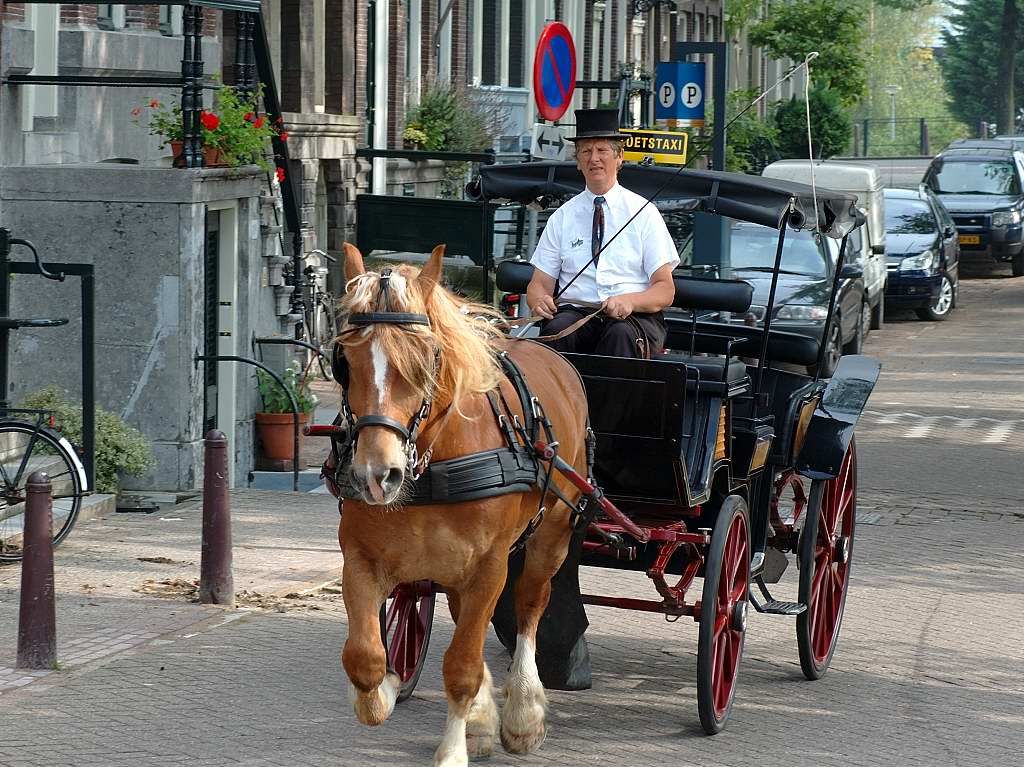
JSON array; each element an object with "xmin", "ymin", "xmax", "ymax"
[{"xmin": 336, "ymin": 243, "xmax": 590, "ymax": 766}]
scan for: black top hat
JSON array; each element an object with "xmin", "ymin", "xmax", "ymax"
[{"xmin": 568, "ymin": 108, "xmax": 628, "ymax": 142}]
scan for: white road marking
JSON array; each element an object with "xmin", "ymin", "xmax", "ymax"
[
  {"xmin": 906, "ymin": 417, "xmax": 939, "ymax": 439},
  {"xmin": 982, "ymin": 423, "xmax": 1014, "ymax": 445},
  {"xmin": 861, "ymin": 409, "xmax": 1022, "ymax": 447}
]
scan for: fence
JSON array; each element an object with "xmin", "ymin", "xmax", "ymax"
[{"xmin": 851, "ymin": 117, "xmax": 973, "ymax": 158}]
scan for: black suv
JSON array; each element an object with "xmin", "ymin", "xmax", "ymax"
[{"xmin": 923, "ymin": 140, "xmax": 1024, "ymax": 276}]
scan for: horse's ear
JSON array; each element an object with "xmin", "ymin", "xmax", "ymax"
[
  {"xmin": 416, "ymin": 244, "xmax": 445, "ymax": 297},
  {"xmin": 343, "ymin": 242, "xmax": 365, "ymax": 281}
]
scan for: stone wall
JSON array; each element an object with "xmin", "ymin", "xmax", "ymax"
[{"xmin": 0, "ymin": 164, "xmax": 270, "ymax": 491}]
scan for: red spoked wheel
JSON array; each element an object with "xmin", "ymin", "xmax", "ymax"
[
  {"xmin": 379, "ymin": 580, "xmax": 436, "ymax": 702},
  {"xmin": 696, "ymin": 495, "xmax": 750, "ymax": 735},
  {"xmin": 797, "ymin": 438, "xmax": 857, "ymax": 680}
]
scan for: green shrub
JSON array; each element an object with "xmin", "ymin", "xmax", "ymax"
[
  {"xmin": 256, "ymin": 362, "xmax": 318, "ymax": 414},
  {"xmin": 20, "ymin": 386, "xmax": 155, "ymax": 494},
  {"xmin": 773, "ymin": 89, "xmax": 852, "ymax": 160}
]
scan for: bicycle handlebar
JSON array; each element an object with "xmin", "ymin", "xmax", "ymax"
[
  {"xmin": 0, "ymin": 317, "xmax": 70, "ymax": 330},
  {"xmin": 9, "ymin": 237, "xmax": 65, "ymax": 282}
]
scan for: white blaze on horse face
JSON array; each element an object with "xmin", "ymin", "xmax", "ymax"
[{"xmin": 371, "ymin": 337, "xmax": 388, "ymax": 409}]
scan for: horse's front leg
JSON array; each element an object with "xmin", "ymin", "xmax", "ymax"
[
  {"xmin": 435, "ymin": 558, "xmax": 506, "ymax": 767},
  {"xmin": 341, "ymin": 556, "xmax": 399, "ymax": 726}
]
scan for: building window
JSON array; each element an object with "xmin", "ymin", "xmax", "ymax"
[
  {"xmin": 159, "ymin": 6, "xmax": 184, "ymax": 36},
  {"xmin": 96, "ymin": 5, "xmax": 126, "ymax": 31}
]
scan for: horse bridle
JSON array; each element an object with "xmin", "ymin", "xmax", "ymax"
[{"xmin": 336, "ymin": 269, "xmax": 439, "ymax": 475}]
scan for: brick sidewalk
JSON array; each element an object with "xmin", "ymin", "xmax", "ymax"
[{"xmin": 1, "ymin": 492, "xmax": 1021, "ymax": 766}]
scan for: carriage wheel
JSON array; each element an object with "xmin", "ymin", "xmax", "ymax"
[
  {"xmin": 797, "ymin": 438, "xmax": 857, "ymax": 680},
  {"xmin": 696, "ymin": 495, "xmax": 750, "ymax": 735},
  {"xmin": 379, "ymin": 580, "xmax": 436, "ymax": 702}
]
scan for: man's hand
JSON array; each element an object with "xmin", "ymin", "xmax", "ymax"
[
  {"xmin": 531, "ymin": 293, "xmax": 558, "ymax": 319},
  {"xmin": 603, "ymin": 293, "xmax": 635, "ymax": 320}
]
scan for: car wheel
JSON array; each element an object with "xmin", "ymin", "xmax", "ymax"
[
  {"xmin": 916, "ymin": 273, "xmax": 954, "ymax": 321},
  {"xmin": 842, "ymin": 303, "xmax": 866, "ymax": 355},
  {"xmin": 1013, "ymin": 252, "xmax": 1024, "ymax": 277},
  {"xmin": 870, "ymin": 296, "xmax": 884, "ymax": 330}
]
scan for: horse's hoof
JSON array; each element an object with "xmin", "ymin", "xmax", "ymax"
[
  {"xmin": 465, "ymin": 731, "xmax": 495, "ymax": 761},
  {"xmin": 433, "ymin": 750, "xmax": 469, "ymax": 767},
  {"xmin": 500, "ymin": 722, "xmax": 546, "ymax": 755}
]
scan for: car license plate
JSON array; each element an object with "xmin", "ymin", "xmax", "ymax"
[{"xmin": 959, "ymin": 234, "xmax": 981, "ymax": 245}]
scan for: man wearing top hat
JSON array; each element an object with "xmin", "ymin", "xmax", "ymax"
[{"xmin": 526, "ymin": 108, "xmax": 679, "ymax": 358}]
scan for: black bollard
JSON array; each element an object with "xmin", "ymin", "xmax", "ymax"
[
  {"xmin": 16, "ymin": 472, "xmax": 57, "ymax": 669},
  {"xmin": 199, "ymin": 430, "xmax": 234, "ymax": 607}
]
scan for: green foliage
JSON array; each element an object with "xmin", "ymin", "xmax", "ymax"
[
  {"xmin": 774, "ymin": 89, "xmax": 852, "ymax": 160},
  {"xmin": 136, "ymin": 83, "xmax": 284, "ymax": 169},
  {"xmin": 719, "ymin": 90, "xmax": 780, "ymax": 173},
  {"xmin": 19, "ymin": 386, "xmax": 154, "ymax": 494},
  {"xmin": 405, "ymin": 83, "xmax": 504, "ymax": 152},
  {"xmin": 724, "ymin": 0, "xmax": 762, "ymax": 38},
  {"xmin": 749, "ymin": 0, "xmax": 867, "ymax": 106},
  {"xmin": 940, "ymin": 0, "xmax": 1024, "ymax": 130},
  {"xmin": 256, "ymin": 362, "xmax": 318, "ymax": 415}
]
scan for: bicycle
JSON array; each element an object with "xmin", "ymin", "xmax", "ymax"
[
  {"xmin": 302, "ymin": 249, "xmax": 340, "ymax": 381},
  {"xmin": 0, "ymin": 235, "xmax": 90, "ymax": 562}
]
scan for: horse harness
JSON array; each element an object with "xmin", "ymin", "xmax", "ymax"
[{"xmin": 325, "ymin": 270, "xmax": 596, "ymax": 552}]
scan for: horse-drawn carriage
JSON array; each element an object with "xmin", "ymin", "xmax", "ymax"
[{"xmin": 314, "ymin": 163, "xmax": 880, "ymax": 760}]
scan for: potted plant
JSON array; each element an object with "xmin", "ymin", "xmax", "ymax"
[
  {"xmin": 255, "ymin": 362, "xmax": 318, "ymax": 463},
  {"xmin": 134, "ymin": 83, "xmax": 288, "ymax": 173}
]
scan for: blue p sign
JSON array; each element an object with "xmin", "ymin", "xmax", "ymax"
[{"xmin": 655, "ymin": 61, "xmax": 706, "ymax": 125}]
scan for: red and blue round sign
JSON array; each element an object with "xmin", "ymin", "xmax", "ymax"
[{"xmin": 533, "ymin": 22, "xmax": 576, "ymax": 122}]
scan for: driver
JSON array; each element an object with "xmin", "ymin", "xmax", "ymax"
[{"xmin": 526, "ymin": 108, "xmax": 679, "ymax": 358}]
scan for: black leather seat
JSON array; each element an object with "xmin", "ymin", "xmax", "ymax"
[{"xmin": 659, "ymin": 350, "xmax": 749, "ymax": 383}]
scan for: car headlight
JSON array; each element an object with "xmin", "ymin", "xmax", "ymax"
[
  {"xmin": 776, "ymin": 304, "xmax": 829, "ymax": 320},
  {"xmin": 992, "ymin": 209, "xmax": 1021, "ymax": 227},
  {"xmin": 899, "ymin": 250, "xmax": 935, "ymax": 272}
]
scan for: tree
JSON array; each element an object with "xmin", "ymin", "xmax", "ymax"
[
  {"xmin": 749, "ymin": 0, "xmax": 868, "ymax": 106},
  {"xmin": 999, "ymin": 0, "xmax": 1020, "ymax": 134},
  {"xmin": 940, "ymin": 0, "xmax": 1024, "ymax": 130},
  {"xmin": 774, "ymin": 88, "xmax": 853, "ymax": 159}
]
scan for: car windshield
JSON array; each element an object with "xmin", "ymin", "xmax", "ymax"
[
  {"xmin": 930, "ymin": 160, "xmax": 1021, "ymax": 195},
  {"xmin": 885, "ymin": 198, "xmax": 937, "ymax": 234},
  {"xmin": 729, "ymin": 224, "xmax": 828, "ymax": 278}
]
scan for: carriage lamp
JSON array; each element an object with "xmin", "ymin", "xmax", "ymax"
[
  {"xmin": 776, "ymin": 304, "xmax": 828, "ymax": 320},
  {"xmin": 898, "ymin": 250, "xmax": 935, "ymax": 272},
  {"xmin": 991, "ymin": 209, "xmax": 1021, "ymax": 227},
  {"xmin": 634, "ymin": 0, "xmax": 678, "ymax": 14}
]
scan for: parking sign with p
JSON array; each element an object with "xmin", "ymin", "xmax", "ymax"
[{"xmin": 655, "ymin": 61, "xmax": 706, "ymax": 127}]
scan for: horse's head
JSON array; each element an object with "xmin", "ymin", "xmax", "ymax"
[{"xmin": 337, "ymin": 243, "xmax": 503, "ymax": 506}]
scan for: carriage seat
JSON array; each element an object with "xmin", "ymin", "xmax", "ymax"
[
  {"xmin": 495, "ymin": 261, "xmax": 754, "ymax": 316},
  {"xmin": 659, "ymin": 350, "xmax": 748, "ymax": 384}
]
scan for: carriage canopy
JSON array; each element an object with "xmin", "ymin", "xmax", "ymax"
[{"xmin": 470, "ymin": 162, "xmax": 863, "ymax": 239}]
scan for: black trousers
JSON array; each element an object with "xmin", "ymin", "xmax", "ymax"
[{"xmin": 541, "ymin": 306, "xmax": 667, "ymax": 358}]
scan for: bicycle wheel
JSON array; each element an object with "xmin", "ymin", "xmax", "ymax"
[
  {"xmin": 0, "ymin": 421, "xmax": 87, "ymax": 561},
  {"xmin": 312, "ymin": 295, "xmax": 339, "ymax": 380}
]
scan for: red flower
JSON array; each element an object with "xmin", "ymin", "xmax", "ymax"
[
  {"xmin": 130, "ymin": 106, "xmax": 143, "ymax": 118},
  {"xmin": 275, "ymin": 167, "xmax": 286, "ymax": 182},
  {"xmin": 275, "ymin": 116, "xmax": 284, "ymax": 126},
  {"xmin": 149, "ymin": 99, "xmax": 160, "ymax": 108},
  {"xmin": 254, "ymin": 115, "xmax": 265, "ymax": 129},
  {"xmin": 243, "ymin": 112, "xmax": 254, "ymax": 122},
  {"xmin": 279, "ymin": 131, "xmax": 289, "ymax": 142},
  {"xmin": 200, "ymin": 111, "xmax": 220, "ymax": 131}
]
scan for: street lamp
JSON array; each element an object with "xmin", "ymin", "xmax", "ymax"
[
  {"xmin": 634, "ymin": 0, "xmax": 678, "ymax": 14},
  {"xmin": 883, "ymin": 84, "xmax": 901, "ymax": 142}
]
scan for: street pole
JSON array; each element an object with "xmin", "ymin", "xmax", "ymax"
[{"xmin": 884, "ymin": 85, "xmax": 901, "ymax": 143}]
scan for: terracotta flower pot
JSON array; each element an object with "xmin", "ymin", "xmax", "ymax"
[
  {"xmin": 170, "ymin": 140, "xmax": 228, "ymax": 168},
  {"xmin": 255, "ymin": 411, "xmax": 310, "ymax": 461}
]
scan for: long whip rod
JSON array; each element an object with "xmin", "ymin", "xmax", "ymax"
[{"xmin": 552, "ymin": 52, "xmax": 820, "ymax": 302}]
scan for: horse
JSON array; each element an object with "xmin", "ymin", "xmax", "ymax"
[{"xmin": 335, "ymin": 243, "xmax": 590, "ymax": 766}]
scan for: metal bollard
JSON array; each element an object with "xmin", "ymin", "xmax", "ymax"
[
  {"xmin": 16, "ymin": 471, "xmax": 57, "ymax": 669},
  {"xmin": 199, "ymin": 430, "xmax": 234, "ymax": 607}
]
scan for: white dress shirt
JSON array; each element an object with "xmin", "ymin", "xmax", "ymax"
[{"xmin": 530, "ymin": 182, "xmax": 679, "ymax": 305}]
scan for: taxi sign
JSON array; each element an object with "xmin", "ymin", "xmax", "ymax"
[{"xmin": 622, "ymin": 129, "xmax": 689, "ymax": 166}]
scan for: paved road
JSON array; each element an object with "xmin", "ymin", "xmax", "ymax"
[{"xmin": 1, "ymin": 271, "xmax": 1022, "ymax": 766}]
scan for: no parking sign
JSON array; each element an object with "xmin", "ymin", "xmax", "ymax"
[{"xmin": 533, "ymin": 22, "xmax": 576, "ymax": 122}]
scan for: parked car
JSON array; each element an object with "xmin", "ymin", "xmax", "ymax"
[
  {"xmin": 923, "ymin": 141, "xmax": 1024, "ymax": 277},
  {"xmin": 761, "ymin": 160, "xmax": 888, "ymax": 330},
  {"xmin": 883, "ymin": 187, "xmax": 960, "ymax": 321},
  {"xmin": 705, "ymin": 221, "xmax": 867, "ymax": 375}
]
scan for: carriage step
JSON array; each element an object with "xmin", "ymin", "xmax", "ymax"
[{"xmin": 750, "ymin": 596, "xmax": 806, "ymax": 616}]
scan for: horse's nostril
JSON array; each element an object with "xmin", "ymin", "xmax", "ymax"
[{"xmin": 380, "ymin": 467, "xmax": 404, "ymax": 494}]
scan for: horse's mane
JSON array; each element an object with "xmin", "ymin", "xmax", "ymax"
[{"xmin": 338, "ymin": 264, "xmax": 505, "ymax": 412}]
